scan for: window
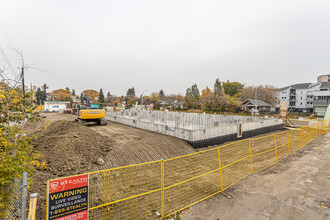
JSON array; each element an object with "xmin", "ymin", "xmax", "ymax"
[{"xmin": 300, "ymin": 102, "xmax": 302, "ymax": 105}]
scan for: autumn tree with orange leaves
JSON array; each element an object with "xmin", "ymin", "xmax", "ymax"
[
  {"xmin": 82, "ymin": 89, "xmax": 99, "ymax": 101},
  {"xmin": 200, "ymin": 87, "xmax": 214, "ymax": 111},
  {"xmin": 52, "ymin": 89, "xmax": 72, "ymax": 102}
]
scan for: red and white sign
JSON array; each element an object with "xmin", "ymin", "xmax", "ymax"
[
  {"xmin": 47, "ymin": 174, "xmax": 89, "ymax": 220},
  {"xmin": 48, "ymin": 174, "xmax": 89, "ymax": 194}
]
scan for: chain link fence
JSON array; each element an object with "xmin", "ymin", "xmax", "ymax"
[{"xmin": 0, "ymin": 172, "xmax": 27, "ymax": 220}]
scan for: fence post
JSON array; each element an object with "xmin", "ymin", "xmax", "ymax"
[
  {"xmin": 300, "ymin": 128, "xmax": 303, "ymax": 148},
  {"xmin": 307, "ymin": 125, "xmax": 309, "ymax": 143},
  {"xmin": 21, "ymin": 172, "xmax": 27, "ymax": 220},
  {"xmin": 161, "ymin": 159, "xmax": 165, "ymax": 219},
  {"xmin": 287, "ymin": 131, "xmax": 290, "ymax": 155},
  {"xmin": 217, "ymin": 147, "xmax": 223, "ymax": 192},
  {"xmin": 249, "ymin": 139, "xmax": 254, "ymax": 173},
  {"xmin": 28, "ymin": 193, "xmax": 38, "ymax": 220},
  {"xmin": 274, "ymin": 134, "xmax": 278, "ymax": 163}
]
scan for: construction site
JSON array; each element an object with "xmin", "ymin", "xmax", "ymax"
[
  {"xmin": 105, "ymin": 109, "xmax": 284, "ymax": 147},
  {"xmin": 19, "ymin": 109, "xmax": 327, "ymax": 220}
]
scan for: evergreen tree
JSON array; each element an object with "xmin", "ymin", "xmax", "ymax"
[
  {"xmin": 214, "ymin": 78, "xmax": 222, "ymax": 95},
  {"xmin": 36, "ymin": 87, "xmax": 42, "ymax": 105},
  {"xmin": 159, "ymin": 89, "xmax": 165, "ymax": 100},
  {"xmin": 191, "ymin": 84, "xmax": 200, "ymax": 100},
  {"xmin": 126, "ymin": 87, "xmax": 135, "ymax": 97},
  {"xmin": 184, "ymin": 84, "xmax": 200, "ymax": 109},
  {"xmin": 41, "ymin": 83, "xmax": 48, "ymax": 104},
  {"xmin": 99, "ymin": 88, "xmax": 105, "ymax": 103}
]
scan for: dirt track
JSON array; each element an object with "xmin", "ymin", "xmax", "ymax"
[{"xmin": 182, "ymin": 132, "xmax": 330, "ymax": 220}]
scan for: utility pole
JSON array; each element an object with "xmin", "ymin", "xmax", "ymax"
[
  {"xmin": 21, "ymin": 66, "xmax": 25, "ymax": 95},
  {"xmin": 254, "ymin": 86, "xmax": 258, "ymax": 117}
]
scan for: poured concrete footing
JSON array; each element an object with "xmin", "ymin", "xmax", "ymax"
[
  {"xmin": 186, "ymin": 124, "xmax": 284, "ymax": 148},
  {"xmin": 105, "ymin": 110, "xmax": 284, "ymax": 148}
]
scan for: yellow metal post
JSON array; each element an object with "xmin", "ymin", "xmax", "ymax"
[
  {"xmin": 161, "ymin": 160, "xmax": 165, "ymax": 219},
  {"xmin": 287, "ymin": 131, "xmax": 290, "ymax": 154},
  {"xmin": 46, "ymin": 180, "xmax": 49, "ymax": 220},
  {"xmin": 307, "ymin": 125, "xmax": 309, "ymax": 143},
  {"xmin": 300, "ymin": 128, "xmax": 303, "ymax": 148},
  {"xmin": 217, "ymin": 148, "xmax": 223, "ymax": 192},
  {"xmin": 274, "ymin": 134, "xmax": 278, "ymax": 163},
  {"xmin": 249, "ymin": 139, "xmax": 254, "ymax": 173},
  {"xmin": 28, "ymin": 193, "xmax": 38, "ymax": 220}
]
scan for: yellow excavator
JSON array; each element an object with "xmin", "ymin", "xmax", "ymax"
[{"xmin": 75, "ymin": 94, "xmax": 107, "ymax": 126}]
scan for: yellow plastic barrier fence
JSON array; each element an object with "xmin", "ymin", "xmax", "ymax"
[{"xmin": 47, "ymin": 120, "xmax": 328, "ymax": 219}]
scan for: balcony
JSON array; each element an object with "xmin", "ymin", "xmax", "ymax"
[
  {"xmin": 313, "ymin": 99, "xmax": 330, "ymax": 106},
  {"xmin": 306, "ymin": 97, "xmax": 314, "ymax": 102},
  {"xmin": 314, "ymin": 90, "xmax": 330, "ymax": 96}
]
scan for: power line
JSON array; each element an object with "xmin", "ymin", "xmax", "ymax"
[
  {"xmin": 26, "ymin": 66, "xmax": 57, "ymax": 76},
  {"xmin": 0, "ymin": 46, "xmax": 20, "ymax": 84},
  {"xmin": 0, "ymin": 22, "xmax": 13, "ymax": 47}
]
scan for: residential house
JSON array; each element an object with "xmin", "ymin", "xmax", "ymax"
[{"xmin": 242, "ymin": 99, "xmax": 272, "ymax": 114}]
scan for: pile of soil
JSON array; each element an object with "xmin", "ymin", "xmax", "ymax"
[
  {"xmin": 34, "ymin": 120, "xmax": 113, "ymax": 175},
  {"xmin": 30, "ymin": 120, "xmax": 114, "ymax": 219}
]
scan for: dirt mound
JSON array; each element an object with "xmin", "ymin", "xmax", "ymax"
[
  {"xmin": 29, "ymin": 113, "xmax": 196, "ymax": 219},
  {"xmin": 31, "ymin": 120, "xmax": 114, "ymax": 219},
  {"xmin": 34, "ymin": 120, "xmax": 113, "ymax": 176}
]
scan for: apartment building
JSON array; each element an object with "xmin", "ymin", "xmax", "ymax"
[
  {"xmin": 313, "ymin": 82, "xmax": 330, "ymax": 117},
  {"xmin": 317, "ymin": 74, "xmax": 330, "ymax": 83},
  {"xmin": 279, "ymin": 83, "xmax": 318, "ymax": 113},
  {"xmin": 279, "ymin": 75, "xmax": 330, "ymax": 117}
]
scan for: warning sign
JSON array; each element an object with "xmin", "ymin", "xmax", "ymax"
[{"xmin": 47, "ymin": 174, "xmax": 89, "ymax": 220}]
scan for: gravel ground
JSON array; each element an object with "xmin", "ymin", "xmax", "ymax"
[{"xmin": 182, "ymin": 132, "xmax": 330, "ymax": 220}]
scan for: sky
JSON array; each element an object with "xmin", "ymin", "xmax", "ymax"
[{"xmin": 0, "ymin": 0, "xmax": 330, "ymax": 96}]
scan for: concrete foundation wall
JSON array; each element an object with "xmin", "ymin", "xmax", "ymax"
[{"xmin": 106, "ymin": 110, "xmax": 284, "ymax": 145}]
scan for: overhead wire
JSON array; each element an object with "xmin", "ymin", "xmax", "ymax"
[{"xmin": 0, "ymin": 21, "xmax": 57, "ymax": 89}]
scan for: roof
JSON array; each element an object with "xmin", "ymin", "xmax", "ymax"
[
  {"xmin": 279, "ymin": 83, "xmax": 315, "ymax": 91},
  {"xmin": 290, "ymin": 83, "xmax": 313, "ymax": 89},
  {"xmin": 243, "ymin": 99, "xmax": 271, "ymax": 107},
  {"xmin": 320, "ymin": 82, "xmax": 330, "ymax": 89}
]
